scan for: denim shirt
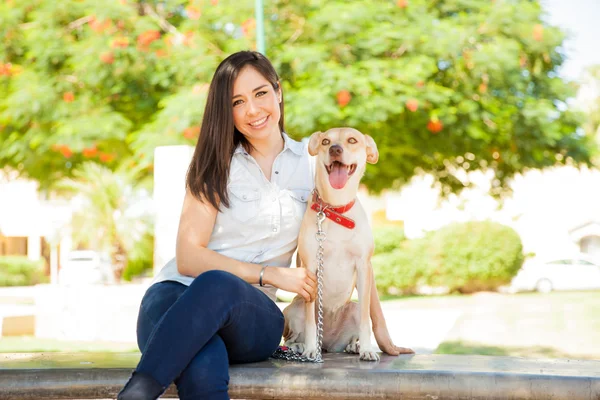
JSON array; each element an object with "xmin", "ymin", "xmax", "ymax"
[{"xmin": 153, "ymin": 132, "xmax": 315, "ymax": 301}]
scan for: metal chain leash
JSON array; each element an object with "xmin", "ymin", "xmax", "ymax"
[{"xmin": 271, "ymin": 209, "xmax": 327, "ymax": 363}]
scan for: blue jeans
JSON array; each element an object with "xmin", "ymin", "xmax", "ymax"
[{"xmin": 135, "ymin": 270, "xmax": 285, "ymax": 400}]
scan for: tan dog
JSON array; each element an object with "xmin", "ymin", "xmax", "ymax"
[{"xmin": 283, "ymin": 127, "xmax": 414, "ymax": 361}]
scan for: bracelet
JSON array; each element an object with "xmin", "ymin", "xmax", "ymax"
[{"xmin": 259, "ymin": 266, "xmax": 267, "ymax": 287}]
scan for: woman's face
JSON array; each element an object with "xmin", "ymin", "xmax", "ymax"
[{"xmin": 231, "ymin": 66, "xmax": 282, "ymax": 143}]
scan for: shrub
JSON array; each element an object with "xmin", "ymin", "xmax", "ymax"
[
  {"xmin": 427, "ymin": 221, "xmax": 524, "ymax": 293},
  {"xmin": 122, "ymin": 232, "xmax": 154, "ymax": 282},
  {"xmin": 373, "ymin": 238, "xmax": 431, "ymax": 294},
  {"xmin": 0, "ymin": 256, "xmax": 48, "ymax": 286},
  {"xmin": 373, "ymin": 221, "xmax": 524, "ymax": 294},
  {"xmin": 372, "ymin": 226, "xmax": 406, "ymax": 255}
]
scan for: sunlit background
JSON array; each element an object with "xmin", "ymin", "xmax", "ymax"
[{"xmin": 1, "ymin": 0, "xmax": 599, "ymax": 360}]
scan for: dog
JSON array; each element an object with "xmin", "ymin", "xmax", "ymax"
[{"xmin": 283, "ymin": 127, "xmax": 414, "ymax": 361}]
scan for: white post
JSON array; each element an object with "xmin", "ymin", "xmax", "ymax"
[{"xmin": 153, "ymin": 145, "xmax": 195, "ymax": 275}]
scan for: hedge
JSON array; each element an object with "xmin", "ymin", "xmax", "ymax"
[
  {"xmin": 0, "ymin": 256, "xmax": 48, "ymax": 286},
  {"xmin": 373, "ymin": 221, "xmax": 524, "ymax": 294}
]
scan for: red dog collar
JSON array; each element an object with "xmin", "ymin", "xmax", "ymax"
[{"xmin": 310, "ymin": 191, "xmax": 356, "ymax": 229}]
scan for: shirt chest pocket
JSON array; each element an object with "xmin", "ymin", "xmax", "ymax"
[
  {"xmin": 290, "ymin": 189, "xmax": 311, "ymax": 221},
  {"xmin": 228, "ymin": 186, "xmax": 261, "ymax": 222}
]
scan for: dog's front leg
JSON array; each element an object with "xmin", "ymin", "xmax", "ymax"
[
  {"xmin": 301, "ymin": 259, "xmax": 319, "ymax": 359},
  {"xmin": 356, "ymin": 258, "xmax": 379, "ymax": 361}
]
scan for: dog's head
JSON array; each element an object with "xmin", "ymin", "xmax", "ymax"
[{"xmin": 308, "ymin": 128, "xmax": 378, "ymax": 193}]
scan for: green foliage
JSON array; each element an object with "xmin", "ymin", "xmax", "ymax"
[
  {"xmin": 373, "ymin": 221, "xmax": 524, "ymax": 294},
  {"xmin": 56, "ymin": 162, "xmax": 154, "ymax": 280},
  {"xmin": 122, "ymin": 232, "xmax": 154, "ymax": 282},
  {"xmin": 0, "ymin": 256, "xmax": 48, "ymax": 287},
  {"xmin": 0, "ymin": 0, "xmax": 596, "ymax": 196},
  {"xmin": 372, "ymin": 225, "xmax": 406, "ymax": 255}
]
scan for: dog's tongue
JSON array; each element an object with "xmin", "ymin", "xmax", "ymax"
[{"xmin": 329, "ymin": 163, "xmax": 349, "ymax": 189}]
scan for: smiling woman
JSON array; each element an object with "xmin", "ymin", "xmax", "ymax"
[{"xmin": 117, "ymin": 51, "xmax": 316, "ymax": 400}]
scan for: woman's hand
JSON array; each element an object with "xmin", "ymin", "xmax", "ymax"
[{"xmin": 264, "ymin": 267, "xmax": 317, "ymax": 303}]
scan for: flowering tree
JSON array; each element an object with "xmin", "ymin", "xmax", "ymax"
[{"xmin": 0, "ymin": 0, "xmax": 596, "ymax": 196}]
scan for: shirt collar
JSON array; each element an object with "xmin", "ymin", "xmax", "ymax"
[{"xmin": 234, "ymin": 132, "xmax": 304, "ymax": 156}]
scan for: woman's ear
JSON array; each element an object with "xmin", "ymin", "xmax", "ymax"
[
  {"xmin": 308, "ymin": 131, "xmax": 323, "ymax": 156},
  {"xmin": 276, "ymin": 81, "xmax": 282, "ymax": 103},
  {"xmin": 365, "ymin": 134, "xmax": 379, "ymax": 164}
]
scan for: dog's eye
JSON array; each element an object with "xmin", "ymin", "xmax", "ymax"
[
  {"xmin": 348, "ymin": 138, "xmax": 357, "ymax": 144},
  {"xmin": 322, "ymin": 139, "xmax": 330, "ymax": 146}
]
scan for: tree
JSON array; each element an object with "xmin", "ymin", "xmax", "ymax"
[
  {"xmin": 582, "ymin": 66, "xmax": 600, "ymax": 141},
  {"xmin": 0, "ymin": 0, "xmax": 596, "ymax": 197},
  {"xmin": 56, "ymin": 162, "xmax": 153, "ymax": 280}
]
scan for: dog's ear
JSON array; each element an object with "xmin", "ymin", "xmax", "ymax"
[
  {"xmin": 365, "ymin": 135, "xmax": 379, "ymax": 164},
  {"xmin": 308, "ymin": 131, "xmax": 322, "ymax": 156}
]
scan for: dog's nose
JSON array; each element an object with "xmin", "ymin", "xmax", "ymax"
[{"xmin": 329, "ymin": 145, "xmax": 343, "ymax": 157}]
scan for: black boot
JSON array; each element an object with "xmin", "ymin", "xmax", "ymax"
[{"xmin": 117, "ymin": 371, "xmax": 166, "ymax": 400}]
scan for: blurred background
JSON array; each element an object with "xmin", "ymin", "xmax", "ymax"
[{"xmin": 0, "ymin": 0, "xmax": 599, "ymax": 359}]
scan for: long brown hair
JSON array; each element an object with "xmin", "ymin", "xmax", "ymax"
[{"xmin": 186, "ymin": 51, "xmax": 285, "ymax": 210}]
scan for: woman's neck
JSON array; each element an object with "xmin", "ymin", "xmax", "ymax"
[{"xmin": 249, "ymin": 131, "xmax": 284, "ymax": 160}]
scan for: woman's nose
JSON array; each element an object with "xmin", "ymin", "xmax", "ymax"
[{"xmin": 246, "ymin": 99, "xmax": 259, "ymax": 115}]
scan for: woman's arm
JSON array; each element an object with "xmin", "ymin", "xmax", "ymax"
[{"xmin": 175, "ymin": 189, "xmax": 317, "ymax": 301}]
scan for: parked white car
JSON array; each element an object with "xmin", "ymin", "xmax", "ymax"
[
  {"xmin": 59, "ymin": 250, "xmax": 116, "ymax": 285},
  {"xmin": 510, "ymin": 255, "xmax": 600, "ymax": 293}
]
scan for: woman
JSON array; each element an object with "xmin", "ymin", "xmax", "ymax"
[{"xmin": 117, "ymin": 51, "xmax": 318, "ymax": 400}]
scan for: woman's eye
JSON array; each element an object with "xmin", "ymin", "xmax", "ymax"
[
  {"xmin": 233, "ymin": 99, "xmax": 243, "ymax": 107},
  {"xmin": 348, "ymin": 138, "xmax": 357, "ymax": 144},
  {"xmin": 256, "ymin": 91, "xmax": 267, "ymax": 97},
  {"xmin": 322, "ymin": 139, "xmax": 330, "ymax": 145}
]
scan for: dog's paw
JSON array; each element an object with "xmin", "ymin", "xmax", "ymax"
[
  {"xmin": 359, "ymin": 349, "xmax": 380, "ymax": 362},
  {"xmin": 345, "ymin": 341, "xmax": 360, "ymax": 354},
  {"xmin": 302, "ymin": 346, "xmax": 320, "ymax": 360},
  {"xmin": 287, "ymin": 342, "xmax": 305, "ymax": 354}
]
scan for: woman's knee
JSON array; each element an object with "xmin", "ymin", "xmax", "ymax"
[
  {"xmin": 137, "ymin": 282, "xmax": 186, "ymax": 351},
  {"xmin": 175, "ymin": 335, "xmax": 229, "ymax": 400},
  {"xmin": 189, "ymin": 270, "xmax": 248, "ymax": 302}
]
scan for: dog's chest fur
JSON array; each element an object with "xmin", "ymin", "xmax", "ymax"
[{"xmin": 298, "ymin": 200, "xmax": 373, "ymax": 309}]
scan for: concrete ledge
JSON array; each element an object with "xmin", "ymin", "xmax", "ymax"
[{"xmin": 1, "ymin": 352, "xmax": 599, "ymax": 399}]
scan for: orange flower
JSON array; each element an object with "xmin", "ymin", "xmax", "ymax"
[
  {"xmin": 405, "ymin": 99, "xmax": 419, "ymax": 112},
  {"xmin": 336, "ymin": 90, "xmax": 352, "ymax": 107},
  {"xmin": 100, "ymin": 51, "xmax": 115, "ymax": 64},
  {"xmin": 183, "ymin": 126, "xmax": 201, "ymax": 139},
  {"xmin": 111, "ymin": 36, "xmax": 130, "ymax": 48},
  {"xmin": 63, "ymin": 92, "xmax": 75, "ymax": 103},
  {"xmin": 183, "ymin": 31, "xmax": 196, "ymax": 47},
  {"xmin": 99, "ymin": 152, "xmax": 115, "ymax": 163},
  {"xmin": 90, "ymin": 17, "xmax": 112, "ymax": 33},
  {"xmin": 185, "ymin": 6, "xmax": 201, "ymax": 20},
  {"xmin": 533, "ymin": 24, "xmax": 544, "ymax": 42},
  {"xmin": 0, "ymin": 63, "xmax": 12, "ymax": 76},
  {"xmin": 478, "ymin": 83, "xmax": 488, "ymax": 94},
  {"xmin": 427, "ymin": 119, "xmax": 443, "ymax": 133},
  {"xmin": 397, "ymin": 0, "xmax": 408, "ymax": 8},
  {"xmin": 137, "ymin": 30, "xmax": 161, "ymax": 47},
  {"xmin": 82, "ymin": 146, "xmax": 98, "ymax": 158},
  {"xmin": 60, "ymin": 146, "xmax": 73, "ymax": 158},
  {"xmin": 241, "ymin": 18, "xmax": 256, "ymax": 37}
]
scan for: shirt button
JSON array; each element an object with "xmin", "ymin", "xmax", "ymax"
[
  {"xmin": 275, "ymin": 171, "xmax": 279, "ymax": 174},
  {"xmin": 272, "ymin": 228, "xmax": 277, "ymax": 232}
]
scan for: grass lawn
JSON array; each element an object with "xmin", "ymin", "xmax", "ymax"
[
  {"xmin": 1, "ymin": 290, "xmax": 598, "ymax": 359},
  {"xmin": 383, "ymin": 290, "xmax": 600, "ymax": 360}
]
